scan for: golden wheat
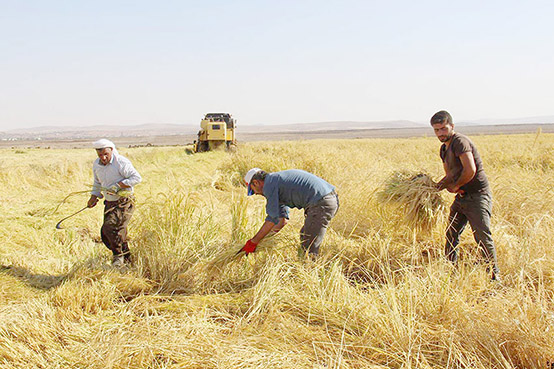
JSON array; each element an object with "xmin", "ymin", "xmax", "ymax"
[
  {"xmin": 0, "ymin": 135, "xmax": 553, "ymax": 368},
  {"xmin": 378, "ymin": 170, "xmax": 446, "ymax": 231}
]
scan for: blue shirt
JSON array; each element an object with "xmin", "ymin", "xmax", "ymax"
[
  {"xmin": 92, "ymin": 153, "xmax": 142, "ymax": 201},
  {"xmin": 263, "ymin": 169, "xmax": 335, "ymax": 224}
]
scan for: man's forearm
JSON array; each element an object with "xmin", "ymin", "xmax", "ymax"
[
  {"xmin": 251, "ymin": 220, "xmax": 277, "ymax": 243},
  {"xmin": 271, "ymin": 218, "xmax": 287, "ymax": 233},
  {"xmin": 437, "ymin": 176, "xmax": 452, "ymax": 190},
  {"xmin": 118, "ymin": 181, "xmax": 131, "ymax": 189},
  {"xmin": 453, "ymin": 168, "xmax": 475, "ymax": 189}
]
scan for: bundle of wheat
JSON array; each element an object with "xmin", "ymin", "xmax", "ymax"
[
  {"xmin": 378, "ymin": 171, "xmax": 446, "ymax": 230},
  {"xmin": 204, "ymin": 238, "xmax": 281, "ymax": 278}
]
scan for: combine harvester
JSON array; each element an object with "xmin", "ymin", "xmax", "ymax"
[{"xmin": 194, "ymin": 113, "xmax": 237, "ymax": 152}]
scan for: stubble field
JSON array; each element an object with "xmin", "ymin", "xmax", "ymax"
[{"xmin": 1, "ymin": 134, "xmax": 554, "ymax": 368}]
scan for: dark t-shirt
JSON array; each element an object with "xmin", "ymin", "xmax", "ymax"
[{"xmin": 440, "ymin": 132, "xmax": 490, "ymax": 193}]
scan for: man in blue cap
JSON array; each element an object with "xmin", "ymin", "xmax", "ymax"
[{"xmin": 241, "ymin": 168, "xmax": 339, "ymax": 258}]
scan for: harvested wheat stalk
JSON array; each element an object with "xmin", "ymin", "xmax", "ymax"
[
  {"xmin": 205, "ymin": 239, "xmax": 279, "ymax": 277},
  {"xmin": 378, "ymin": 171, "xmax": 446, "ymax": 230}
]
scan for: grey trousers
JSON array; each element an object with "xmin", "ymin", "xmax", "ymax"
[
  {"xmin": 300, "ymin": 192, "xmax": 339, "ymax": 256},
  {"xmin": 445, "ymin": 191, "xmax": 499, "ymax": 274}
]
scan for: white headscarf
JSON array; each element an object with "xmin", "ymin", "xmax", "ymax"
[{"xmin": 92, "ymin": 139, "xmax": 118, "ymax": 155}]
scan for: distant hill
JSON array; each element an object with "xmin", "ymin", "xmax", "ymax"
[
  {"xmin": 459, "ymin": 115, "xmax": 554, "ymax": 126},
  {"xmin": 1, "ymin": 116, "xmax": 554, "ymax": 141},
  {"xmin": 0, "ymin": 123, "xmax": 198, "ymax": 140},
  {"xmin": 240, "ymin": 120, "xmax": 424, "ymax": 133},
  {"xmin": 0, "ymin": 120, "xmax": 425, "ymax": 140}
]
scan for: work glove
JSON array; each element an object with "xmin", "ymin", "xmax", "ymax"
[
  {"xmin": 241, "ymin": 239, "xmax": 258, "ymax": 255},
  {"xmin": 106, "ymin": 184, "xmax": 121, "ymax": 195}
]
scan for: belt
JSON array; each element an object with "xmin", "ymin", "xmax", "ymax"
[
  {"xmin": 105, "ymin": 195, "xmax": 134, "ymax": 205},
  {"xmin": 457, "ymin": 189, "xmax": 490, "ymax": 199},
  {"xmin": 319, "ymin": 190, "xmax": 338, "ymax": 201}
]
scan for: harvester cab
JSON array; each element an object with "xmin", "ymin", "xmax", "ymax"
[{"xmin": 194, "ymin": 113, "xmax": 237, "ymax": 152}]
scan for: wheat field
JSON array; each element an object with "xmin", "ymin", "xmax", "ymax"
[{"xmin": 1, "ymin": 133, "xmax": 553, "ymax": 368}]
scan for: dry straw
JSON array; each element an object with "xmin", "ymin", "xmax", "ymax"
[
  {"xmin": 378, "ymin": 170, "xmax": 446, "ymax": 231},
  {"xmin": 54, "ymin": 186, "xmax": 135, "ymax": 213},
  {"xmin": 3, "ymin": 139, "xmax": 554, "ymax": 367},
  {"xmin": 205, "ymin": 237, "xmax": 283, "ymax": 278}
]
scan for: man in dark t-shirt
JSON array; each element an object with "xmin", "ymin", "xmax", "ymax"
[{"xmin": 431, "ymin": 110, "xmax": 499, "ymax": 280}]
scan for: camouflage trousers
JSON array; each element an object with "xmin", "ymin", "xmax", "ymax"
[{"xmin": 101, "ymin": 196, "xmax": 135, "ymax": 261}]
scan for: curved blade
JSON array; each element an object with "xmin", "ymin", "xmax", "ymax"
[{"xmin": 55, "ymin": 206, "xmax": 88, "ymax": 229}]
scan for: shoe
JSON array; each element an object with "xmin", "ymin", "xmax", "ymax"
[{"xmin": 112, "ymin": 255, "xmax": 125, "ymax": 268}]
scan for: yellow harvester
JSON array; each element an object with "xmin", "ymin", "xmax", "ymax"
[{"xmin": 194, "ymin": 113, "xmax": 237, "ymax": 152}]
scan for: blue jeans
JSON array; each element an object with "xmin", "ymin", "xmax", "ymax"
[{"xmin": 445, "ymin": 191, "xmax": 499, "ymax": 275}]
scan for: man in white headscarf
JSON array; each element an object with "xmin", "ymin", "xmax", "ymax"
[{"xmin": 87, "ymin": 139, "xmax": 142, "ymax": 267}]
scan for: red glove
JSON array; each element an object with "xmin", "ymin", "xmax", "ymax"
[{"xmin": 241, "ymin": 240, "xmax": 258, "ymax": 255}]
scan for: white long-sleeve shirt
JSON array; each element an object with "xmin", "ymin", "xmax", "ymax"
[{"xmin": 91, "ymin": 153, "xmax": 142, "ymax": 201}]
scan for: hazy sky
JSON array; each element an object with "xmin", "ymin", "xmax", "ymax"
[{"xmin": 1, "ymin": 0, "xmax": 553, "ymax": 129}]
